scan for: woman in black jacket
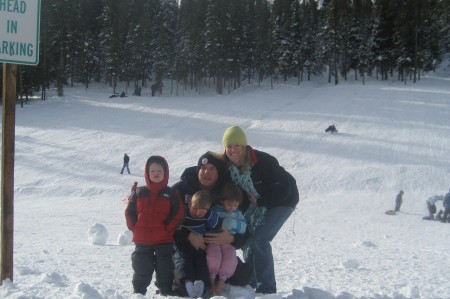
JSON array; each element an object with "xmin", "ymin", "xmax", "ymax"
[{"xmin": 220, "ymin": 125, "xmax": 299, "ymax": 294}]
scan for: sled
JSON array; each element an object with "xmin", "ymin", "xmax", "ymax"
[
  {"xmin": 385, "ymin": 210, "xmax": 396, "ymax": 215},
  {"xmin": 325, "ymin": 127, "xmax": 338, "ymax": 133}
]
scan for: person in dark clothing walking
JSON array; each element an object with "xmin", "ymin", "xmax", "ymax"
[
  {"xmin": 395, "ymin": 190, "xmax": 404, "ymax": 212},
  {"xmin": 121, "ymin": 153, "xmax": 130, "ymax": 174}
]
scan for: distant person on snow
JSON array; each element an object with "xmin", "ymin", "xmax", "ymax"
[
  {"xmin": 440, "ymin": 189, "xmax": 450, "ymax": 223},
  {"xmin": 325, "ymin": 124, "xmax": 338, "ymax": 133},
  {"xmin": 425, "ymin": 195, "xmax": 443, "ymax": 219},
  {"xmin": 394, "ymin": 190, "xmax": 404, "ymax": 212},
  {"xmin": 121, "ymin": 153, "xmax": 130, "ymax": 174}
]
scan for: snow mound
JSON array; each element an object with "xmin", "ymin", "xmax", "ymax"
[
  {"xmin": 17, "ymin": 266, "xmax": 40, "ymax": 275},
  {"xmin": 221, "ymin": 284, "xmax": 255, "ymax": 299},
  {"xmin": 117, "ymin": 230, "xmax": 133, "ymax": 245},
  {"xmin": 39, "ymin": 272, "xmax": 67, "ymax": 285},
  {"xmin": 0, "ymin": 279, "xmax": 15, "ymax": 298},
  {"xmin": 87, "ymin": 223, "xmax": 109, "ymax": 245},
  {"xmin": 341, "ymin": 259, "xmax": 360, "ymax": 269},
  {"xmin": 353, "ymin": 240, "xmax": 377, "ymax": 248},
  {"xmin": 71, "ymin": 282, "xmax": 103, "ymax": 299}
]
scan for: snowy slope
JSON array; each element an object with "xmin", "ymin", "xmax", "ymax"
[{"xmin": 0, "ymin": 67, "xmax": 450, "ymax": 299}]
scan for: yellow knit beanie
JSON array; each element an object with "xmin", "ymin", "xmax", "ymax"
[{"xmin": 222, "ymin": 126, "xmax": 247, "ymax": 147}]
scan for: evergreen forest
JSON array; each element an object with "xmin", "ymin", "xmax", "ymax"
[{"xmin": 2, "ymin": 0, "xmax": 450, "ymax": 97}]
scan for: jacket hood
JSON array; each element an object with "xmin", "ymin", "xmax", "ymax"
[
  {"xmin": 180, "ymin": 166, "xmax": 200, "ymax": 195},
  {"xmin": 144, "ymin": 156, "xmax": 169, "ymax": 190}
]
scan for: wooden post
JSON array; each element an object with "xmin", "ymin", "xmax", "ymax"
[{"xmin": 1, "ymin": 63, "xmax": 16, "ymax": 283}]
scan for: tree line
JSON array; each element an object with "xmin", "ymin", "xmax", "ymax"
[{"xmin": 1, "ymin": 0, "xmax": 449, "ymax": 97}]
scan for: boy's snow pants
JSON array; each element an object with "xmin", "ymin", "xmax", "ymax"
[{"xmin": 131, "ymin": 243, "xmax": 174, "ymax": 295}]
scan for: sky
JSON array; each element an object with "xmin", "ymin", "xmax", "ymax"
[{"xmin": 0, "ymin": 61, "xmax": 449, "ymax": 299}]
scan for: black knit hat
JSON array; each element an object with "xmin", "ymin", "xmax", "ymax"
[{"xmin": 197, "ymin": 152, "xmax": 228, "ymax": 182}]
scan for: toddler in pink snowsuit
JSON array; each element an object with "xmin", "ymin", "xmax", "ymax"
[{"xmin": 206, "ymin": 182, "xmax": 247, "ymax": 295}]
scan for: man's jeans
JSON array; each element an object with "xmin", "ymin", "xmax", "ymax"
[
  {"xmin": 442, "ymin": 207, "xmax": 450, "ymax": 223},
  {"xmin": 248, "ymin": 205, "xmax": 295, "ymax": 294},
  {"xmin": 121, "ymin": 163, "xmax": 130, "ymax": 174}
]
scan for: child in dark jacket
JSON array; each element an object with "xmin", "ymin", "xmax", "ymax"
[
  {"xmin": 174, "ymin": 190, "xmax": 221, "ymax": 298},
  {"xmin": 125, "ymin": 156, "xmax": 185, "ymax": 295}
]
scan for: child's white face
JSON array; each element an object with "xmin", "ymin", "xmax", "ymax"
[
  {"xmin": 189, "ymin": 202, "xmax": 208, "ymax": 218},
  {"xmin": 222, "ymin": 200, "xmax": 239, "ymax": 213},
  {"xmin": 148, "ymin": 163, "xmax": 164, "ymax": 183}
]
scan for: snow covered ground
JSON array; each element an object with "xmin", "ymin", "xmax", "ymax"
[{"xmin": 0, "ymin": 64, "xmax": 449, "ymax": 299}]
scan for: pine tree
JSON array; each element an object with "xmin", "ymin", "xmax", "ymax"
[
  {"xmin": 204, "ymin": 0, "xmax": 229, "ymax": 94},
  {"xmin": 414, "ymin": 0, "xmax": 441, "ymax": 77},
  {"xmin": 76, "ymin": 0, "xmax": 103, "ymax": 89},
  {"xmin": 254, "ymin": 0, "xmax": 272, "ymax": 84},
  {"xmin": 241, "ymin": 0, "xmax": 257, "ymax": 84},
  {"xmin": 300, "ymin": 0, "xmax": 322, "ymax": 81},
  {"xmin": 227, "ymin": 0, "xmax": 247, "ymax": 90},
  {"xmin": 179, "ymin": 0, "xmax": 208, "ymax": 91},
  {"xmin": 151, "ymin": 0, "xmax": 179, "ymax": 95},
  {"xmin": 173, "ymin": 31, "xmax": 191, "ymax": 94},
  {"xmin": 98, "ymin": 0, "xmax": 129, "ymax": 94},
  {"xmin": 118, "ymin": 0, "xmax": 155, "ymax": 91},
  {"xmin": 289, "ymin": 0, "xmax": 302, "ymax": 84},
  {"xmin": 348, "ymin": 0, "xmax": 374, "ymax": 82},
  {"xmin": 45, "ymin": 0, "xmax": 82, "ymax": 95},
  {"xmin": 322, "ymin": 0, "xmax": 341, "ymax": 84},
  {"xmin": 436, "ymin": 0, "xmax": 450, "ymax": 56},
  {"xmin": 14, "ymin": 0, "xmax": 450, "ymax": 94},
  {"xmin": 373, "ymin": 0, "xmax": 399, "ymax": 80},
  {"xmin": 272, "ymin": 0, "xmax": 296, "ymax": 82}
]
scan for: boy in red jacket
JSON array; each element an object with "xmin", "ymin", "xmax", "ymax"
[{"xmin": 125, "ymin": 156, "xmax": 185, "ymax": 295}]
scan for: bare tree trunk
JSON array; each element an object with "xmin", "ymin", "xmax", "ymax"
[
  {"xmin": 57, "ymin": 51, "xmax": 65, "ymax": 97},
  {"xmin": 216, "ymin": 75, "xmax": 223, "ymax": 95}
]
